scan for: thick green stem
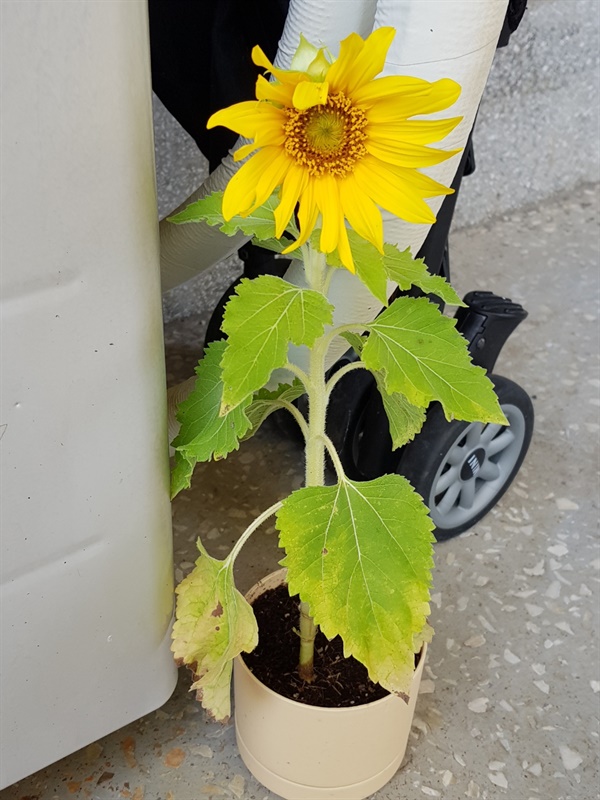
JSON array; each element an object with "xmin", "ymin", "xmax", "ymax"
[
  {"xmin": 297, "ymin": 248, "xmax": 330, "ymax": 682},
  {"xmin": 298, "ymin": 601, "xmax": 318, "ymax": 681}
]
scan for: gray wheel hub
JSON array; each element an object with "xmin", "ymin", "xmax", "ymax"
[{"xmin": 427, "ymin": 403, "xmax": 527, "ymax": 530}]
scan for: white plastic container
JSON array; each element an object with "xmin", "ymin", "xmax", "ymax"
[{"xmin": 0, "ymin": 3, "xmax": 176, "ymax": 788}]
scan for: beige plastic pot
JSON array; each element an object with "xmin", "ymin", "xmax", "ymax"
[{"xmin": 233, "ymin": 569, "xmax": 427, "ymax": 799}]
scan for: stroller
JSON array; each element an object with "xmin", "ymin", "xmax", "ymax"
[{"xmin": 151, "ymin": 0, "xmax": 533, "ymax": 541}]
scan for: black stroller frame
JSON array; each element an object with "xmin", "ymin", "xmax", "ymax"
[
  {"xmin": 151, "ymin": 0, "xmax": 533, "ymax": 541},
  {"xmin": 324, "ymin": 136, "xmax": 534, "ymax": 540}
]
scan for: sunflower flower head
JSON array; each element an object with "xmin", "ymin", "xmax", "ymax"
[{"xmin": 208, "ymin": 27, "xmax": 462, "ymax": 272}]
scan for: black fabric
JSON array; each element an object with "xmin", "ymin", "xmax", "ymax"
[
  {"xmin": 498, "ymin": 0, "xmax": 528, "ymax": 48},
  {"xmin": 149, "ymin": 0, "xmax": 289, "ymax": 170}
]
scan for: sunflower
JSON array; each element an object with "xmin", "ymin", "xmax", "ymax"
[{"xmin": 208, "ymin": 27, "xmax": 462, "ymax": 272}]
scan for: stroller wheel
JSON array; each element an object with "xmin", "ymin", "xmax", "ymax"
[{"xmin": 397, "ymin": 374, "xmax": 534, "ymax": 541}]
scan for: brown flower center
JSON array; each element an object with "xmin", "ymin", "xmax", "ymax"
[{"xmin": 283, "ymin": 91, "xmax": 368, "ymax": 177}]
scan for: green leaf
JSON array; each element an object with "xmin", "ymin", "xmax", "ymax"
[
  {"xmin": 374, "ymin": 376, "xmax": 426, "ymax": 449},
  {"xmin": 277, "ymin": 475, "xmax": 435, "ymax": 695},
  {"xmin": 171, "ymin": 341, "xmax": 253, "ymax": 497},
  {"xmin": 340, "ymin": 331, "xmax": 367, "ymax": 356},
  {"xmin": 171, "ymin": 449, "xmax": 196, "ymax": 498},
  {"xmin": 322, "ymin": 231, "xmax": 388, "ymax": 306},
  {"xmin": 363, "ymin": 297, "xmax": 507, "ymax": 423},
  {"xmin": 382, "ymin": 244, "xmax": 465, "ymax": 307},
  {"xmin": 319, "ymin": 231, "xmax": 463, "ymax": 308},
  {"xmin": 243, "ymin": 380, "xmax": 306, "ymax": 440},
  {"xmin": 171, "ymin": 542, "xmax": 258, "ymax": 722},
  {"xmin": 168, "ymin": 192, "xmax": 291, "ymax": 246},
  {"xmin": 220, "ymin": 275, "xmax": 333, "ymax": 412}
]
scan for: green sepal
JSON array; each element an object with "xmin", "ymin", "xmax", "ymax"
[
  {"xmin": 363, "ymin": 296, "xmax": 507, "ymax": 424},
  {"xmin": 220, "ymin": 275, "xmax": 333, "ymax": 413},
  {"xmin": 277, "ymin": 475, "xmax": 435, "ymax": 696},
  {"xmin": 171, "ymin": 541, "xmax": 258, "ymax": 722},
  {"xmin": 170, "ymin": 340, "xmax": 253, "ymax": 498}
]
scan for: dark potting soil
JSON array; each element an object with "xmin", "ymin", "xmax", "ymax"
[{"xmin": 242, "ymin": 584, "xmax": 393, "ymax": 708}]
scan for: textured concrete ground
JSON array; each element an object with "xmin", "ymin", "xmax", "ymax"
[{"xmin": 2, "ymin": 184, "xmax": 598, "ymax": 800}]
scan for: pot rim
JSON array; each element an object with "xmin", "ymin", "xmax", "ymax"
[{"xmin": 235, "ymin": 646, "xmax": 426, "ymax": 714}]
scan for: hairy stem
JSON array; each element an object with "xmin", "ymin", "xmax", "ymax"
[
  {"xmin": 325, "ymin": 360, "xmax": 367, "ymax": 400},
  {"xmin": 228, "ymin": 500, "xmax": 283, "ymax": 565},
  {"xmin": 319, "ymin": 433, "xmax": 346, "ymax": 482},
  {"xmin": 276, "ymin": 401, "xmax": 309, "ymax": 441},
  {"xmin": 297, "ymin": 247, "xmax": 330, "ymax": 682}
]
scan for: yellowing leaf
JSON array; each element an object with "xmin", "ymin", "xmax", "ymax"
[
  {"xmin": 220, "ymin": 275, "xmax": 333, "ymax": 412},
  {"xmin": 363, "ymin": 297, "xmax": 507, "ymax": 423},
  {"xmin": 277, "ymin": 475, "xmax": 435, "ymax": 695},
  {"xmin": 171, "ymin": 341, "xmax": 253, "ymax": 498},
  {"xmin": 171, "ymin": 542, "xmax": 258, "ymax": 722}
]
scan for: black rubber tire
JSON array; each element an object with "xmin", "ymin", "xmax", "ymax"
[{"xmin": 396, "ymin": 374, "xmax": 534, "ymax": 541}]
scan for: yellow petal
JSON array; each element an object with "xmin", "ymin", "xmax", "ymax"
[
  {"xmin": 331, "ymin": 27, "xmax": 395, "ymax": 95},
  {"xmin": 306, "ymin": 49, "xmax": 332, "ymax": 82},
  {"xmin": 323, "ymin": 32, "xmax": 364, "ymax": 94},
  {"xmin": 233, "ymin": 142, "xmax": 258, "ymax": 162},
  {"xmin": 366, "ymin": 139, "xmax": 462, "ymax": 168},
  {"xmin": 255, "ymin": 74, "xmax": 294, "ymax": 107},
  {"xmin": 365, "ymin": 78, "xmax": 462, "ymax": 123},
  {"xmin": 339, "ymin": 175, "xmax": 384, "ymax": 253},
  {"xmin": 208, "ymin": 100, "xmax": 284, "ymax": 138},
  {"xmin": 251, "ymin": 150, "xmax": 292, "ymax": 212},
  {"xmin": 222, "ymin": 147, "xmax": 280, "ymax": 219},
  {"xmin": 314, "ymin": 174, "xmax": 341, "ymax": 254},
  {"xmin": 392, "ymin": 164, "xmax": 456, "ymax": 198},
  {"xmin": 274, "ymin": 164, "xmax": 308, "ymax": 238},
  {"xmin": 252, "ymin": 45, "xmax": 307, "ymax": 86},
  {"xmin": 282, "ymin": 181, "xmax": 319, "ymax": 253},
  {"xmin": 353, "ymin": 76, "xmax": 432, "ymax": 106},
  {"xmin": 336, "ymin": 218, "xmax": 355, "ymax": 273},
  {"xmin": 208, "ymin": 101, "xmax": 262, "ymax": 134},
  {"xmin": 368, "ymin": 117, "xmax": 463, "ymax": 145},
  {"xmin": 292, "ymin": 80, "xmax": 329, "ymax": 110},
  {"xmin": 353, "ymin": 157, "xmax": 438, "ymax": 225}
]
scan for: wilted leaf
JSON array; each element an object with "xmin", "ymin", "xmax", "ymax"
[
  {"xmin": 171, "ymin": 542, "xmax": 258, "ymax": 722},
  {"xmin": 277, "ymin": 475, "xmax": 435, "ymax": 696}
]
